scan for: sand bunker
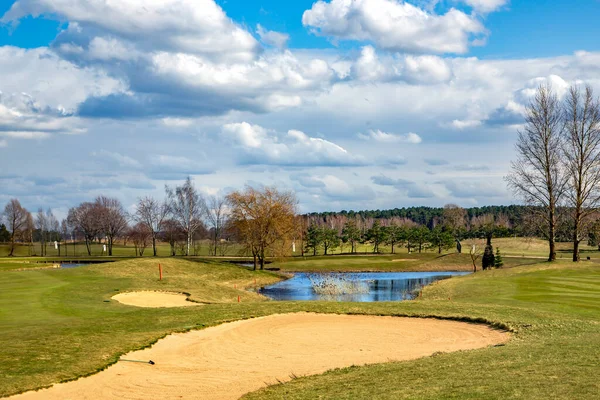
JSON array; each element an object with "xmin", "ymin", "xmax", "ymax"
[
  {"xmin": 112, "ymin": 291, "xmax": 200, "ymax": 308},
  {"xmin": 10, "ymin": 313, "xmax": 509, "ymax": 400}
]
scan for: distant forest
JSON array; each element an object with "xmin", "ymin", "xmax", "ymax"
[{"xmin": 306, "ymin": 205, "xmax": 527, "ymax": 233}]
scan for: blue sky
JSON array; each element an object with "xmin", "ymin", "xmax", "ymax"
[
  {"xmin": 3, "ymin": 0, "xmax": 600, "ymax": 57},
  {"xmin": 1, "ymin": 0, "xmax": 600, "ymax": 219}
]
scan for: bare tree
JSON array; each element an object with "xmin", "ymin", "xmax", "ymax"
[
  {"xmin": 442, "ymin": 204, "xmax": 467, "ymax": 253},
  {"xmin": 135, "ymin": 196, "xmax": 170, "ymax": 256},
  {"xmin": 95, "ymin": 196, "xmax": 129, "ymax": 256},
  {"xmin": 3, "ymin": 199, "xmax": 28, "ymax": 256},
  {"xmin": 205, "ymin": 195, "xmax": 229, "ymax": 256},
  {"xmin": 563, "ymin": 85, "xmax": 600, "ymax": 261},
  {"xmin": 227, "ymin": 186, "xmax": 297, "ymax": 270},
  {"xmin": 35, "ymin": 208, "xmax": 48, "ymax": 256},
  {"xmin": 166, "ymin": 177, "xmax": 205, "ymax": 256},
  {"xmin": 129, "ymin": 223, "xmax": 151, "ymax": 257},
  {"xmin": 506, "ymin": 84, "xmax": 568, "ymax": 261},
  {"xmin": 67, "ymin": 202, "xmax": 101, "ymax": 256}
]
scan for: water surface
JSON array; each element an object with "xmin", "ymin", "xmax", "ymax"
[{"xmin": 260, "ymin": 271, "xmax": 469, "ymax": 302}]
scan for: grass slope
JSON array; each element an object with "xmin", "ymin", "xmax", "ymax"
[
  {"xmin": 1, "ymin": 256, "xmax": 599, "ymax": 399},
  {"xmin": 244, "ymin": 262, "xmax": 600, "ymax": 400}
]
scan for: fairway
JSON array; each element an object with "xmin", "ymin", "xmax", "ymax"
[{"xmin": 0, "ymin": 257, "xmax": 599, "ymax": 399}]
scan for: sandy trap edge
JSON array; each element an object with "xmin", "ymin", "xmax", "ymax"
[
  {"xmin": 111, "ymin": 291, "xmax": 204, "ymax": 308},
  {"xmin": 7, "ymin": 313, "xmax": 511, "ymax": 400}
]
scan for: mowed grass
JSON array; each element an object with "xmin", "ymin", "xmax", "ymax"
[
  {"xmin": 244, "ymin": 261, "xmax": 600, "ymax": 400},
  {"xmin": 0, "ymin": 240, "xmax": 247, "ymax": 258},
  {"xmin": 1, "ymin": 255, "xmax": 599, "ymax": 399},
  {"xmin": 272, "ymin": 252, "xmax": 539, "ymax": 272}
]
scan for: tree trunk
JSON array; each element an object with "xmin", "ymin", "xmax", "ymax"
[
  {"xmin": 85, "ymin": 238, "xmax": 92, "ymax": 256},
  {"xmin": 152, "ymin": 235, "xmax": 157, "ymax": 257},
  {"xmin": 573, "ymin": 239, "xmax": 580, "ymax": 262},
  {"xmin": 253, "ymin": 253, "xmax": 258, "ymax": 271},
  {"xmin": 548, "ymin": 208, "xmax": 557, "ymax": 261}
]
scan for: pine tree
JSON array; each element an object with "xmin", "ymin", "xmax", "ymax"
[{"xmin": 494, "ymin": 247, "xmax": 504, "ymax": 268}]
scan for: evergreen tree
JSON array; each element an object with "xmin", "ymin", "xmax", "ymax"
[
  {"xmin": 365, "ymin": 221, "xmax": 387, "ymax": 253},
  {"xmin": 321, "ymin": 227, "xmax": 341, "ymax": 255},
  {"xmin": 482, "ymin": 244, "xmax": 495, "ymax": 270},
  {"xmin": 494, "ymin": 248, "xmax": 504, "ymax": 268},
  {"xmin": 305, "ymin": 224, "xmax": 322, "ymax": 256},
  {"xmin": 341, "ymin": 221, "xmax": 361, "ymax": 253},
  {"xmin": 383, "ymin": 224, "xmax": 405, "ymax": 254},
  {"xmin": 0, "ymin": 224, "xmax": 10, "ymax": 242},
  {"xmin": 429, "ymin": 227, "xmax": 455, "ymax": 254}
]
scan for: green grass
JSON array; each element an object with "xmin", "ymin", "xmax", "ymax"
[
  {"xmin": 271, "ymin": 252, "xmax": 539, "ymax": 272},
  {"xmin": 1, "ymin": 254, "xmax": 599, "ymax": 399},
  {"xmin": 0, "ymin": 240, "xmax": 247, "ymax": 258}
]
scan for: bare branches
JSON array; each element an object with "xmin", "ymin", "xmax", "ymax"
[
  {"xmin": 3, "ymin": 199, "xmax": 29, "ymax": 256},
  {"xmin": 563, "ymin": 85, "xmax": 600, "ymax": 261},
  {"xmin": 165, "ymin": 177, "xmax": 206, "ymax": 256},
  {"xmin": 506, "ymin": 83, "xmax": 567, "ymax": 261},
  {"xmin": 135, "ymin": 196, "xmax": 170, "ymax": 256}
]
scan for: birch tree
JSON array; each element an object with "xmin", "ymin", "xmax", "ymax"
[{"xmin": 166, "ymin": 177, "xmax": 205, "ymax": 256}]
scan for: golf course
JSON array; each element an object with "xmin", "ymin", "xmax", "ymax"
[{"xmin": 1, "ymin": 246, "xmax": 598, "ymax": 399}]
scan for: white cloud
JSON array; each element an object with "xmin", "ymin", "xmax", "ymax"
[
  {"xmin": 256, "ymin": 24, "xmax": 289, "ymax": 49},
  {"xmin": 460, "ymin": 0, "xmax": 509, "ymax": 14},
  {"xmin": 0, "ymin": 93, "xmax": 85, "ymax": 141},
  {"xmin": 2, "ymin": 0, "xmax": 260, "ymax": 62},
  {"xmin": 222, "ymin": 122, "xmax": 367, "ymax": 166},
  {"xmin": 449, "ymin": 119, "xmax": 483, "ymax": 129},
  {"xmin": 350, "ymin": 46, "xmax": 452, "ymax": 84},
  {"xmin": 302, "ymin": 0, "xmax": 486, "ymax": 54},
  {"xmin": 358, "ymin": 129, "xmax": 422, "ymax": 144}
]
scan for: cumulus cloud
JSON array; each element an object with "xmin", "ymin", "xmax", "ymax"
[
  {"xmin": 358, "ymin": 129, "xmax": 422, "ymax": 144},
  {"xmin": 302, "ymin": 0, "xmax": 486, "ymax": 54},
  {"xmin": 256, "ymin": 24, "xmax": 289, "ymax": 49},
  {"xmin": 0, "ymin": 92, "xmax": 85, "ymax": 141},
  {"xmin": 222, "ymin": 122, "xmax": 367, "ymax": 166},
  {"xmin": 349, "ymin": 46, "xmax": 452, "ymax": 84},
  {"xmin": 2, "ymin": 0, "xmax": 260, "ymax": 62}
]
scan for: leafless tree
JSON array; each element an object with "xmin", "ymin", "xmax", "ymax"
[
  {"xmin": 95, "ymin": 196, "xmax": 129, "ymax": 256},
  {"xmin": 563, "ymin": 85, "xmax": 600, "ymax": 261},
  {"xmin": 161, "ymin": 218, "xmax": 184, "ymax": 256},
  {"xmin": 129, "ymin": 223, "xmax": 151, "ymax": 257},
  {"xmin": 3, "ymin": 199, "xmax": 29, "ymax": 256},
  {"xmin": 205, "ymin": 195, "xmax": 229, "ymax": 256},
  {"xmin": 442, "ymin": 204, "xmax": 467, "ymax": 252},
  {"xmin": 506, "ymin": 84, "xmax": 568, "ymax": 261},
  {"xmin": 35, "ymin": 208, "xmax": 49, "ymax": 256},
  {"xmin": 166, "ymin": 177, "xmax": 206, "ymax": 256},
  {"xmin": 135, "ymin": 196, "xmax": 170, "ymax": 256},
  {"xmin": 67, "ymin": 202, "xmax": 101, "ymax": 256}
]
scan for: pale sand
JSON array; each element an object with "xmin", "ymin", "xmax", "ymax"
[
  {"xmin": 112, "ymin": 291, "xmax": 201, "ymax": 308},
  {"xmin": 9, "ymin": 313, "xmax": 509, "ymax": 400}
]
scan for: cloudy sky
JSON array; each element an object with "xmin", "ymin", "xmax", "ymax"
[{"xmin": 1, "ymin": 0, "xmax": 600, "ymax": 218}]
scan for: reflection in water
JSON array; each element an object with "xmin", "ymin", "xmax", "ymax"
[{"xmin": 259, "ymin": 271, "xmax": 469, "ymax": 302}]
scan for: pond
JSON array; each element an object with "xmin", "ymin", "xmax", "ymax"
[
  {"xmin": 259, "ymin": 271, "xmax": 469, "ymax": 302},
  {"xmin": 60, "ymin": 263, "xmax": 91, "ymax": 268}
]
